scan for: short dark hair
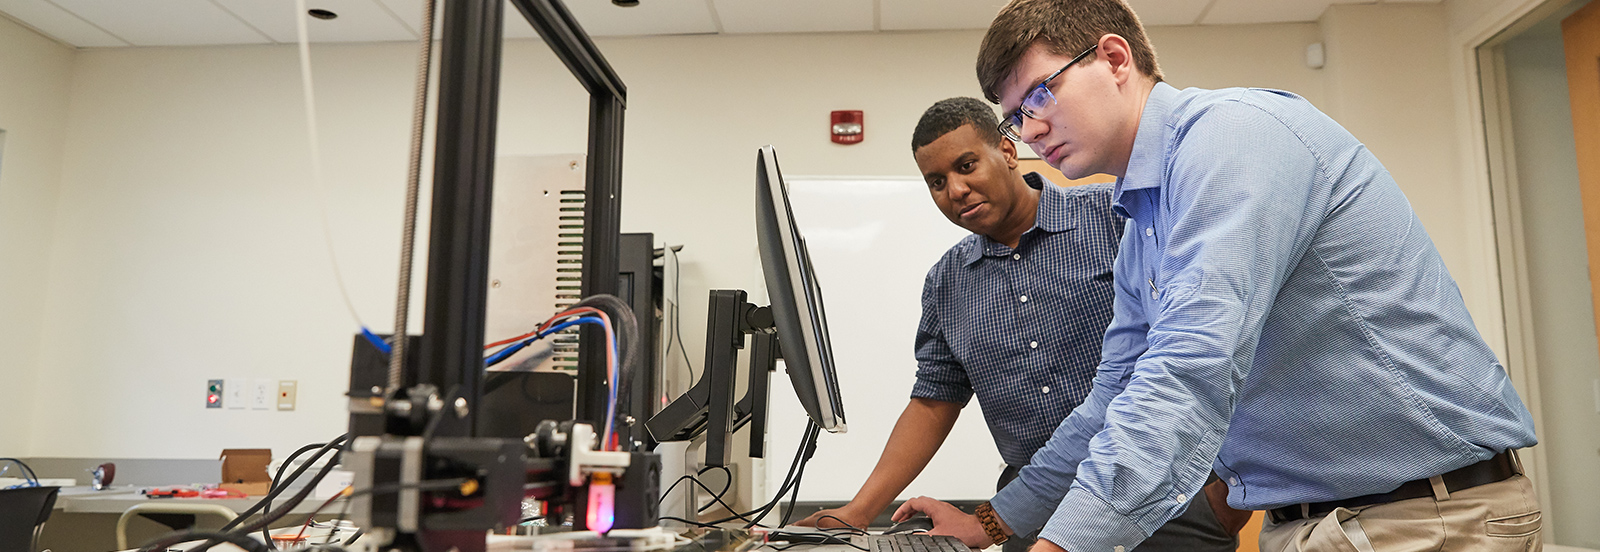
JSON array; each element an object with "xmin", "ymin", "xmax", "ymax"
[
  {"xmin": 911, "ymin": 97, "xmax": 1005, "ymax": 152},
  {"xmin": 976, "ymin": 0, "xmax": 1163, "ymax": 104}
]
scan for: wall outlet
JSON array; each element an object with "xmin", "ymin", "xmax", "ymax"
[
  {"xmin": 250, "ymin": 379, "xmax": 273, "ymax": 410},
  {"xmin": 225, "ymin": 378, "xmax": 245, "ymax": 410},
  {"xmin": 206, "ymin": 379, "xmax": 224, "ymax": 409},
  {"xmin": 278, "ymin": 380, "xmax": 298, "ymax": 411}
]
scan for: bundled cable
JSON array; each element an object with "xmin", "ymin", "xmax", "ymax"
[
  {"xmin": 258, "ymin": 435, "xmax": 349, "ymax": 549},
  {"xmin": 658, "ymin": 420, "xmax": 821, "ymax": 529},
  {"xmin": 484, "ymin": 294, "xmax": 637, "ymax": 451},
  {"xmin": 142, "ymin": 434, "xmax": 349, "ymax": 552}
]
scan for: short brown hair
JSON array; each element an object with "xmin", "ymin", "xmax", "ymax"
[{"xmin": 976, "ymin": 0, "xmax": 1163, "ymax": 104}]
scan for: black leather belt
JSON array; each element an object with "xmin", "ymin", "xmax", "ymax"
[{"xmin": 1267, "ymin": 451, "xmax": 1517, "ymax": 524}]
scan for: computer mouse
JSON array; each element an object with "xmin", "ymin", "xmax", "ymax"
[{"xmin": 884, "ymin": 516, "xmax": 936, "ymax": 534}]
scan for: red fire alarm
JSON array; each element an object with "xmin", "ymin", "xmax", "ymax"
[{"xmin": 831, "ymin": 110, "xmax": 863, "ymax": 145}]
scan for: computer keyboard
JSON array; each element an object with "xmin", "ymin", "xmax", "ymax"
[{"xmin": 855, "ymin": 533, "xmax": 970, "ymax": 552}]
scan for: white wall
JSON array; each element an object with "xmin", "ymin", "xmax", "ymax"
[
  {"xmin": 1319, "ymin": 3, "xmax": 1504, "ymax": 348},
  {"xmin": 0, "ymin": 15, "xmax": 73, "ymax": 452},
  {"xmin": 1503, "ymin": 21, "xmax": 1600, "ymax": 549}
]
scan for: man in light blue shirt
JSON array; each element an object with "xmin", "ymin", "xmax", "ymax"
[{"xmin": 891, "ymin": 1, "xmax": 1541, "ymax": 551}]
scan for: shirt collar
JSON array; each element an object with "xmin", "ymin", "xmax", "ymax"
[
  {"xmin": 963, "ymin": 173, "xmax": 1075, "ymax": 266},
  {"xmin": 1113, "ymin": 82, "xmax": 1179, "ymax": 215}
]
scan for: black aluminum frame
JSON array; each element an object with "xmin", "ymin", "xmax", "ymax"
[{"xmin": 417, "ymin": 0, "xmax": 626, "ymax": 439}]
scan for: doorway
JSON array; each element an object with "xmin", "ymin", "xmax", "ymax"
[{"xmin": 1479, "ymin": 0, "xmax": 1600, "ymax": 549}]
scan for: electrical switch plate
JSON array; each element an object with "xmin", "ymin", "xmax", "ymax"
[
  {"xmin": 250, "ymin": 379, "xmax": 273, "ymax": 410},
  {"xmin": 278, "ymin": 380, "xmax": 298, "ymax": 411},
  {"xmin": 225, "ymin": 378, "xmax": 245, "ymax": 410},
  {"xmin": 207, "ymin": 379, "xmax": 224, "ymax": 409}
]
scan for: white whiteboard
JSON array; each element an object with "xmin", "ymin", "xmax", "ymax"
[{"xmin": 760, "ymin": 177, "xmax": 1007, "ymax": 503}]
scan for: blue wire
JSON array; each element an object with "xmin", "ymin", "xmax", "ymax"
[
  {"xmin": 483, "ymin": 317, "xmax": 603, "ymax": 367},
  {"xmin": 360, "ymin": 326, "xmax": 392, "ymax": 355},
  {"xmin": 480, "ymin": 313, "xmax": 619, "ymax": 449}
]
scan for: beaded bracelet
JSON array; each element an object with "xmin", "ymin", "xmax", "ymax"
[{"xmin": 975, "ymin": 501, "xmax": 1010, "ymax": 545}]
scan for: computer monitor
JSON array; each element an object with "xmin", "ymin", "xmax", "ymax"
[
  {"xmin": 644, "ymin": 146, "xmax": 847, "ymax": 464},
  {"xmin": 754, "ymin": 145, "xmax": 847, "ymax": 433}
]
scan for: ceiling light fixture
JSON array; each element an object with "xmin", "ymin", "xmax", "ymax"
[
  {"xmin": 308, "ymin": 9, "xmax": 338, "ymax": 20},
  {"xmin": 612, "ymin": 0, "xmax": 639, "ymax": 6}
]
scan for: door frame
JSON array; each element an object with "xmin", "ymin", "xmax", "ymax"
[{"xmin": 1455, "ymin": 0, "xmax": 1596, "ymax": 538}]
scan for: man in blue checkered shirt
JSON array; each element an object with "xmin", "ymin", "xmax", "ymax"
[{"xmin": 795, "ymin": 98, "xmax": 1241, "ymax": 551}]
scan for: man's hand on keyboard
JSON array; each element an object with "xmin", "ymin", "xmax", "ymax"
[
  {"xmin": 794, "ymin": 506, "xmax": 871, "ymax": 530},
  {"xmin": 892, "ymin": 497, "xmax": 990, "ymax": 549}
]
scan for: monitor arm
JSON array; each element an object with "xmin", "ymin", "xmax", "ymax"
[{"xmin": 645, "ymin": 289, "xmax": 780, "ymax": 467}]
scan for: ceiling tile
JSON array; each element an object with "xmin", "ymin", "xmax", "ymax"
[
  {"xmin": 561, "ymin": 0, "xmax": 717, "ymax": 36},
  {"xmin": 711, "ymin": 0, "xmax": 873, "ymax": 34},
  {"xmin": 878, "ymin": 0, "xmax": 1006, "ymax": 31},
  {"xmin": 375, "ymin": 0, "xmax": 423, "ymax": 34},
  {"xmin": 50, "ymin": 0, "xmax": 270, "ymax": 46},
  {"xmin": 0, "ymin": 0, "xmax": 127, "ymax": 46},
  {"xmin": 1128, "ymin": 0, "xmax": 1211, "ymax": 26},
  {"xmin": 1201, "ymin": 0, "xmax": 1333, "ymax": 24},
  {"xmin": 215, "ymin": 0, "xmax": 417, "ymax": 43}
]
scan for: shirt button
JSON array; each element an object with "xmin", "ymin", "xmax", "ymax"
[
  {"xmin": 1151, "ymin": 291, "xmax": 1158, "ymax": 300},
  {"xmin": 1030, "ymin": 341, "xmax": 1039, "ymax": 349},
  {"xmin": 1012, "ymin": 253, "xmax": 1021, "ymax": 260},
  {"xmin": 1019, "ymin": 295, "xmax": 1028, "ymax": 303},
  {"xmin": 1041, "ymin": 386, "xmax": 1050, "ymax": 394},
  {"xmin": 1229, "ymin": 477, "xmax": 1239, "ymax": 486},
  {"xmin": 1176, "ymin": 494, "xmax": 1187, "ymax": 503},
  {"xmin": 1145, "ymin": 227, "xmax": 1154, "ymax": 236}
]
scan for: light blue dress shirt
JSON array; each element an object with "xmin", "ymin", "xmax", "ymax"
[{"xmin": 988, "ymin": 83, "xmax": 1538, "ymax": 552}]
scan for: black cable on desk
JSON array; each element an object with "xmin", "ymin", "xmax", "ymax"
[
  {"xmin": 260, "ymin": 435, "xmax": 348, "ymax": 549},
  {"xmin": 765, "ymin": 531, "xmax": 868, "ymax": 551},
  {"xmin": 216, "ymin": 434, "xmax": 347, "ymax": 534},
  {"xmin": 697, "ymin": 465, "xmax": 733, "ymax": 513},
  {"xmin": 813, "ymin": 515, "xmax": 868, "ymax": 535},
  {"xmin": 141, "ymin": 444, "xmax": 346, "ymax": 552},
  {"xmin": 743, "ymin": 422, "xmax": 819, "ymax": 529},
  {"xmin": 679, "ymin": 420, "xmax": 814, "ymax": 528},
  {"xmin": 144, "ymin": 530, "xmax": 271, "ymax": 552},
  {"xmin": 656, "ymin": 473, "xmax": 755, "ymax": 524}
]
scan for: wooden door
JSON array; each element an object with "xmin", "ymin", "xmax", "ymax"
[{"xmin": 1565, "ymin": 1, "xmax": 1600, "ymax": 343}]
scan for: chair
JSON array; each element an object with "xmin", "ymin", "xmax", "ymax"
[
  {"xmin": 116, "ymin": 502, "xmax": 239, "ymax": 550},
  {"xmin": 0, "ymin": 486, "xmax": 60, "ymax": 552}
]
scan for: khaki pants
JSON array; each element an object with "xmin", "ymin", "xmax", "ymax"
[{"xmin": 1259, "ymin": 474, "xmax": 1542, "ymax": 552}]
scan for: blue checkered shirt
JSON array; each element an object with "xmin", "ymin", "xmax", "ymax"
[
  {"xmin": 990, "ymin": 83, "xmax": 1539, "ymax": 552},
  {"xmin": 910, "ymin": 176, "xmax": 1125, "ymax": 468}
]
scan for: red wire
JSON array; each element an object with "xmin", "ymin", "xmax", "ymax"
[
  {"xmin": 291, "ymin": 487, "xmax": 350, "ymax": 542},
  {"xmin": 483, "ymin": 306, "xmax": 604, "ymax": 349},
  {"xmin": 482, "ymin": 305, "xmax": 619, "ymax": 451}
]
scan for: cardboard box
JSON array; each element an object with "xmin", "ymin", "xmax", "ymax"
[{"xmin": 219, "ymin": 448, "xmax": 272, "ymax": 496}]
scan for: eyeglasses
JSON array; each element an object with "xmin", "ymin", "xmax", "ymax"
[{"xmin": 997, "ymin": 45, "xmax": 1098, "ymax": 142}]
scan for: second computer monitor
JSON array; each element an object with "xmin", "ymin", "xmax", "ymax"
[{"xmin": 754, "ymin": 145, "xmax": 847, "ymax": 433}]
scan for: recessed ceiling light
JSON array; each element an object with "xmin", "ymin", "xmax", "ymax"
[
  {"xmin": 308, "ymin": 9, "xmax": 338, "ymax": 20},
  {"xmin": 612, "ymin": 0, "xmax": 639, "ymax": 6}
]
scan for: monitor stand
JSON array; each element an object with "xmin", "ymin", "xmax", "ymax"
[{"xmin": 646, "ymin": 289, "xmax": 779, "ymax": 467}]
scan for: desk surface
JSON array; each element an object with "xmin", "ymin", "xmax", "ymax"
[
  {"xmin": 118, "ymin": 526, "xmax": 755, "ymax": 552},
  {"xmin": 55, "ymin": 485, "xmax": 324, "ymax": 515}
]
